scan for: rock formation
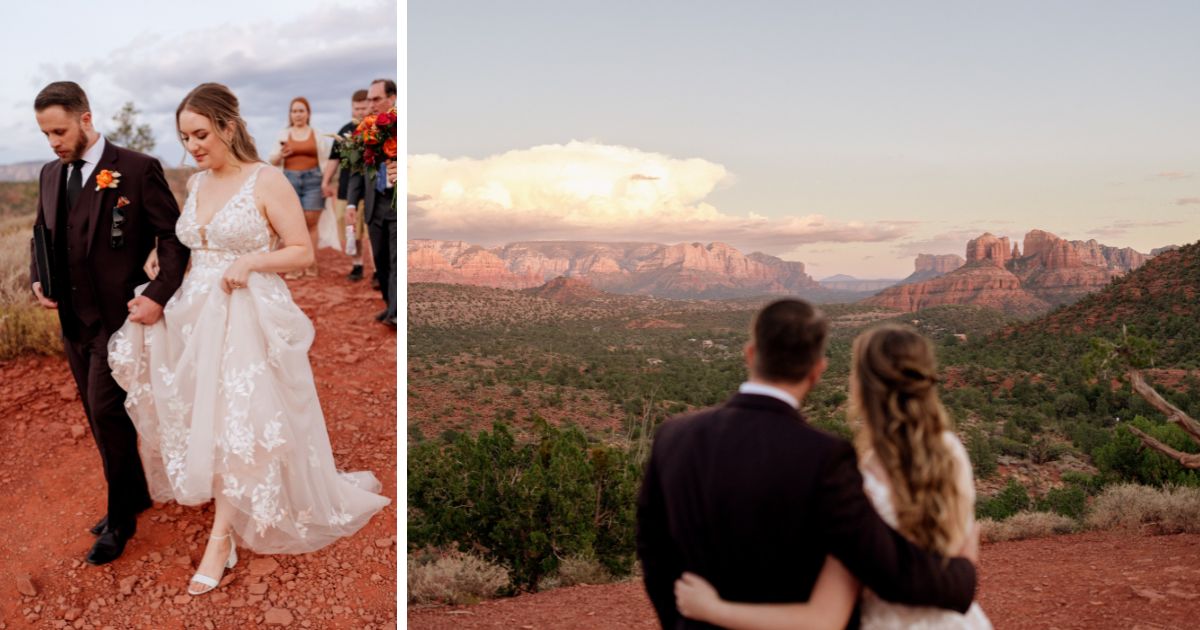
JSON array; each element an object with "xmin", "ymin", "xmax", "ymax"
[
  {"xmin": 408, "ymin": 239, "xmax": 820, "ymax": 298},
  {"xmin": 407, "ymin": 239, "xmax": 543, "ymax": 289},
  {"xmin": 896, "ymin": 254, "xmax": 966, "ymax": 286},
  {"xmin": 865, "ymin": 230, "xmax": 1153, "ymax": 315}
]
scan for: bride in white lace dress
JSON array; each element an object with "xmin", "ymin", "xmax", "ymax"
[
  {"xmin": 107, "ymin": 83, "xmax": 389, "ymax": 596},
  {"xmin": 674, "ymin": 324, "xmax": 990, "ymax": 629}
]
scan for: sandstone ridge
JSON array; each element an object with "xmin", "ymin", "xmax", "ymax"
[
  {"xmin": 866, "ymin": 230, "xmax": 1153, "ymax": 315},
  {"xmin": 408, "ymin": 239, "xmax": 820, "ymax": 298}
]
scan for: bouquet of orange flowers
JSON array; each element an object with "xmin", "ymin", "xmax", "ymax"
[{"xmin": 334, "ymin": 106, "xmax": 398, "ymax": 208}]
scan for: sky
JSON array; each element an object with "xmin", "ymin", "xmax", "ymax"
[
  {"xmin": 2, "ymin": 0, "xmax": 397, "ymax": 169},
  {"xmin": 408, "ymin": 1, "xmax": 1200, "ymax": 279}
]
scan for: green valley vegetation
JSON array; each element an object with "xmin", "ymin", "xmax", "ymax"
[{"xmin": 407, "ymin": 241, "xmax": 1200, "ymax": 597}]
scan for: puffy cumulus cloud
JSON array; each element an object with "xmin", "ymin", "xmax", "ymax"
[{"xmin": 408, "ymin": 141, "xmax": 910, "ymax": 251}]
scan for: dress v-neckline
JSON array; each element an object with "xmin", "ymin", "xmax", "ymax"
[{"xmin": 193, "ymin": 167, "xmax": 257, "ymax": 229}]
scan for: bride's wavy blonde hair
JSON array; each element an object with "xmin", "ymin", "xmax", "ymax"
[{"xmin": 850, "ymin": 324, "xmax": 963, "ymax": 556}]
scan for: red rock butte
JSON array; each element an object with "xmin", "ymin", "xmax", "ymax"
[{"xmin": 866, "ymin": 230, "xmax": 1153, "ymax": 315}]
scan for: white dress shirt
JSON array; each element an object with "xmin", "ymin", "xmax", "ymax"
[
  {"xmin": 68, "ymin": 135, "xmax": 107, "ymax": 186},
  {"xmin": 737, "ymin": 381, "xmax": 800, "ymax": 410}
]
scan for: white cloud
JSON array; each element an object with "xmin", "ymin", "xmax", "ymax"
[
  {"xmin": 10, "ymin": 1, "xmax": 396, "ymax": 164},
  {"xmin": 407, "ymin": 140, "xmax": 910, "ymax": 252}
]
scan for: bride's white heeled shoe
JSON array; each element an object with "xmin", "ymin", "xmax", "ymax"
[{"xmin": 188, "ymin": 532, "xmax": 238, "ymax": 595}]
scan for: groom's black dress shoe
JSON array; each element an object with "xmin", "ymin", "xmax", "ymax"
[
  {"xmin": 89, "ymin": 515, "xmax": 109, "ymax": 536},
  {"xmin": 86, "ymin": 521, "xmax": 135, "ymax": 565}
]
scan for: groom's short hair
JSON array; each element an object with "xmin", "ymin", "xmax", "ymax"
[
  {"xmin": 35, "ymin": 81, "xmax": 90, "ymax": 114},
  {"xmin": 352, "ymin": 89, "xmax": 369, "ymax": 102},
  {"xmin": 751, "ymin": 299, "xmax": 828, "ymax": 382}
]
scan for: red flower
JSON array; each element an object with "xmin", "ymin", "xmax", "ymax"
[
  {"xmin": 364, "ymin": 147, "xmax": 377, "ymax": 165},
  {"xmin": 375, "ymin": 111, "xmax": 394, "ymax": 127},
  {"xmin": 382, "ymin": 138, "xmax": 397, "ymax": 158}
]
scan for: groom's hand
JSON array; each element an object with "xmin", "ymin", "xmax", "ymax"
[
  {"xmin": 127, "ymin": 295, "xmax": 163, "ymax": 325},
  {"xmin": 32, "ymin": 282, "xmax": 57, "ymax": 309}
]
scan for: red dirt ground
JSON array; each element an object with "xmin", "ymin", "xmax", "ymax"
[
  {"xmin": 0, "ymin": 248, "xmax": 397, "ymax": 629},
  {"xmin": 408, "ymin": 531, "xmax": 1200, "ymax": 629}
]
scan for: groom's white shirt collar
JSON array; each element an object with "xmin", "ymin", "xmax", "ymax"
[
  {"xmin": 738, "ymin": 381, "xmax": 799, "ymax": 409},
  {"xmin": 70, "ymin": 135, "xmax": 106, "ymax": 185}
]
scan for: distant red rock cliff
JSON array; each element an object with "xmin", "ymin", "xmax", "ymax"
[
  {"xmin": 865, "ymin": 230, "xmax": 1153, "ymax": 315},
  {"xmin": 408, "ymin": 239, "xmax": 820, "ymax": 298}
]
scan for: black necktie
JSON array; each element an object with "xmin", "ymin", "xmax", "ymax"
[{"xmin": 66, "ymin": 159, "xmax": 85, "ymax": 209}]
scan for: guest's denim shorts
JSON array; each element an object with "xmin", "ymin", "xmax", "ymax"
[{"xmin": 284, "ymin": 167, "xmax": 324, "ymax": 211}]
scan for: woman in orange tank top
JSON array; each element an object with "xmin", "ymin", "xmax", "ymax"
[{"xmin": 269, "ymin": 97, "xmax": 329, "ymax": 278}]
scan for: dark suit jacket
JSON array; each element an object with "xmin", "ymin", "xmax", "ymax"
[
  {"xmin": 636, "ymin": 393, "xmax": 977, "ymax": 629},
  {"xmin": 345, "ymin": 162, "xmax": 397, "ymax": 225},
  {"xmin": 30, "ymin": 140, "xmax": 189, "ymax": 338}
]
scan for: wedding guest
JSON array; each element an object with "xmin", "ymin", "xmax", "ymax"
[
  {"xmin": 346, "ymin": 78, "xmax": 398, "ymax": 327},
  {"xmin": 268, "ymin": 96, "xmax": 330, "ymax": 278},
  {"xmin": 321, "ymin": 89, "xmax": 371, "ymax": 282}
]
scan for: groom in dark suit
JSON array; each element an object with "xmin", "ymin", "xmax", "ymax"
[
  {"xmin": 637, "ymin": 299, "xmax": 977, "ymax": 629},
  {"xmin": 29, "ymin": 81, "xmax": 189, "ymax": 565}
]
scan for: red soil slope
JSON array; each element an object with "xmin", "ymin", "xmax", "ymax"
[{"xmin": 0, "ymin": 249, "xmax": 397, "ymax": 629}]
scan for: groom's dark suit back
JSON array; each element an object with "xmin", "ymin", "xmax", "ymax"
[{"xmin": 637, "ymin": 300, "xmax": 976, "ymax": 629}]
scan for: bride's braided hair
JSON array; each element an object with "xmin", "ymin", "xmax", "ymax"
[
  {"xmin": 849, "ymin": 324, "xmax": 963, "ymax": 556},
  {"xmin": 176, "ymin": 82, "xmax": 261, "ymax": 164}
]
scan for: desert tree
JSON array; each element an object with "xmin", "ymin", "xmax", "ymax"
[
  {"xmin": 1084, "ymin": 325, "xmax": 1200, "ymax": 469},
  {"xmin": 109, "ymin": 102, "xmax": 156, "ymax": 154}
]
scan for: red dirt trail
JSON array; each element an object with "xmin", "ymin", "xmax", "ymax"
[
  {"xmin": 409, "ymin": 531, "xmax": 1200, "ymax": 630},
  {"xmin": 0, "ymin": 249, "xmax": 397, "ymax": 629}
]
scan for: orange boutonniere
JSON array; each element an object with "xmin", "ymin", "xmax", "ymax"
[
  {"xmin": 95, "ymin": 169, "xmax": 121, "ymax": 191},
  {"xmin": 116, "ymin": 196, "xmax": 131, "ymax": 208}
]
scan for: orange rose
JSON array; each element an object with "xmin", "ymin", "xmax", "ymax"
[
  {"xmin": 382, "ymin": 137, "xmax": 397, "ymax": 158},
  {"xmin": 357, "ymin": 115, "xmax": 377, "ymax": 133},
  {"xmin": 93, "ymin": 169, "xmax": 120, "ymax": 191}
]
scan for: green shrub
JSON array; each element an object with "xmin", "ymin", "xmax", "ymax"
[
  {"xmin": 1035, "ymin": 485, "xmax": 1087, "ymax": 519},
  {"xmin": 1093, "ymin": 417, "xmax": 1200, "ymax": 487},
  {"xmin": 977, "ymin": 478, "xmax": 1030, "ymax": 520},
  {"xmin": 993, "ymin": 436, "xmax": 1029, "ymax": 458},
  {"xmin": 964, "ymin": 427, "xmax": 997, "ymax": 479},
  {"xmin": 408, "ymin": 421, "xmax": 639, "ymax": 591},
  {"xmin": 1060, "ymin": 471, "xmax": 1105, "ymax": 495}
]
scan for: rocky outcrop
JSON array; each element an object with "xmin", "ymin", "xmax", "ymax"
[
  {"xmin": 522, "ymin": 276, "xmax": 605, "ymax": 304},
  {"xmin": 1152, "ymin": 245, "xmax": 1180, "ymax": 256},
  {"xmin": 865, "ymin": 262, "xmax": 1049, "ymax": 315},
  {"xmin": 407, "ymin": 239, "xmax": 543, "ymax": 289},
  {"xmin": 410, "ymin": 239, "xmax": 820, "ymax": 299},
  {"xmin": 866, "ymin": 230, "xmax": 1151, "ymax": 315},
  {"xmin": 897, "ymin": 254, "xmax": 966, "ymax": 285},
  {"xmin": 966, "ymin": 233, "xmax": 1013, "ymax": 267}
]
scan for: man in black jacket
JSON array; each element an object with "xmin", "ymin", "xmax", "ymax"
[
  {"xmin": 636, "ymin": 299, "xmax": 976, "ymax": 628},
  {"xmin": 29, "ymin": 81, "xmax": 189, "ymax": 565}
]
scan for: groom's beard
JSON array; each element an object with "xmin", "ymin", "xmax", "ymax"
[{"xmin": 60, "ymin": 129, "xmax": 88, "ymax": 163}]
